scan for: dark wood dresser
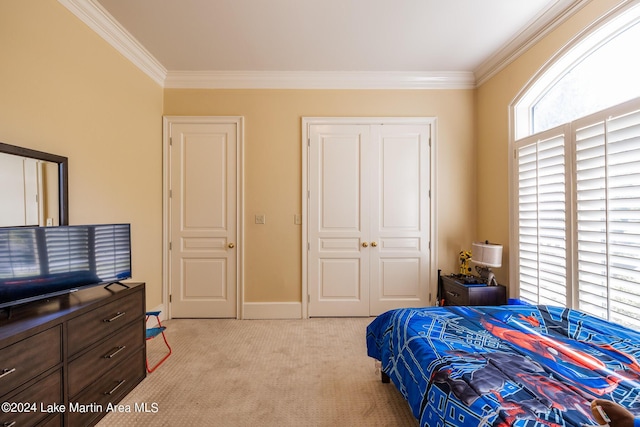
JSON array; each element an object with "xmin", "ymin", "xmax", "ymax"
[
  {"xmin": 441, "ymin": 275, "xmax": 506, "ymax": 306},
  {"xmin": 0, "ymin": 283, "xmax": 146, "ymax": 427}
]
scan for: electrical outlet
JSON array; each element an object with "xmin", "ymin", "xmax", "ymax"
[{"xmin": 255, "ymin": 214, "xmax": 266, "ymax": 224}]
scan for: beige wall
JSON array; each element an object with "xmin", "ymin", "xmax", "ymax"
[
  {"xmin": 0, "ymin": 1, "xmax": 165, "ymax": 307},
  {"xmin": 476, "ymin": 0, "xmax": 627, "ymax": 289},
  {"xmin": 12, "ymin": 0, "xmax": 615, "ymax": 309},
  {"xmin": 1, "ymin": 0, "xmax": 477, "ymax": 309},
  {"xmin": 164, "ymin": 89, "xmax": 477, "ymax": 302}
]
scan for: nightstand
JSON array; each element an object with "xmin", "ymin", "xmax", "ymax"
[{"xmin": 440, "ymin": 274, "xmax": 506, "ymax": 306}]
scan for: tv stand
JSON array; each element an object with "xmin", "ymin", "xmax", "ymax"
[{"xmin": 0, "ymin": 282, "xmax": 146, "ymax": 427}]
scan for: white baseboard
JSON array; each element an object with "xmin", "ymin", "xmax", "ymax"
[
  {"xmin": 146, "ymin": 304, "xmax": 165, "ymax": 328},
  {"xmin": 242, "ymin": 302, "xmax": 302, "ymax": 319}
]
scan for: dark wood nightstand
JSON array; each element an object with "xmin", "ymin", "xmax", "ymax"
[{"xmin": 440, "ymin": 274, "xmax": 506, "ymax": 306}]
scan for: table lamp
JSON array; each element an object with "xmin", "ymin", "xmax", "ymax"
[{"xmin": 471, "ymin": 241, "xmax": 502, "ymax": 286}]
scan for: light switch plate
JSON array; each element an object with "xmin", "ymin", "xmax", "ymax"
[{"xmin": 255, "ymin": 214, "xmax": 265, "ymax": 224}]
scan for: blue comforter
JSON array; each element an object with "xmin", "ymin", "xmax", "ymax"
[{"xmin": 367, "ymin": 305, "xmax": 640, "ymax": 427}]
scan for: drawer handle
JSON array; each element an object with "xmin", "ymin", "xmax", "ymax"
[
  {"xmin": 104, "ymin": 311, "xmax": 126, "ymax": 322},
  {"xmin": 4, "ymin": 421, "xmax": 17, "ymax": 427},
  {"xmin": 0, "ymin": 368, "xmax": 16, "ymax": 379},
  {"xmin": 104, "ymin": 345, "xmax": 126, "ymax": 359},
  {"xmin": 446, "ymin": 290, "xmax": 459, "ymax": 297},
  {"xmin": 104, "ymin": 379, "xmax": 126, "ymax": 396}
]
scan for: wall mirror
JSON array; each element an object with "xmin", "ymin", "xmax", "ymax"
[{"xmin": 0, "ymin": 142, "xmax": 68, "ymax": 227}]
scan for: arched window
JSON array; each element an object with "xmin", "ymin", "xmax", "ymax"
[
  {"xmin": 510, "ymin": 3, "xmax": 640, "ymax": 328},
  {"xmin": 514, "ymin": 5, "xmax": 640, "ymax": 139}
]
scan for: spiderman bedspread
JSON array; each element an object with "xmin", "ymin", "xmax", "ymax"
[{"xmin": 366, "ymin": 305, "xmax": 640, "ymax": 427}]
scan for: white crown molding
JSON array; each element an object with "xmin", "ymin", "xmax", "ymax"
[
  {"xmin": 59, "ymin": 0, "xmax": 594, "ymax": 90},
  {"xmin": 58, "ymin": 0, "xmax": 474, "ymax": 90},
  {"xmin": 58, "ymin": 0, "xmax": 167, "ymax": 86},
  {"xmin": 475, "ymin": 0, "xmax": 591, "ymax": 86},
  {"xmin": 164, "ymin": 70, "xmax": 476, "ymax": 90}
]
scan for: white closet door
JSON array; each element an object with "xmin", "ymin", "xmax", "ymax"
[
  {"xmin": 369, "ymin": 125, "xmax": 430, "ymax": 315},
  {"xmin": 307, "ymin": 120, "xmax": 431, "ymax": 316},
  {"xmin": 307, "ymin": 124, "xmax": 371, "ymax": 317}
]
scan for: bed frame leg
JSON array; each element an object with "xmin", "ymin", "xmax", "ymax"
[{"xmin": 381, "ymin": 372, "xmax": 390, "ymax": 383}]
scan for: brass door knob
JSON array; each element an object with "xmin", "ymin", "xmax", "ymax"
[
  {"xmin": 371, "ymin": 241, "xmax": 378, "ymax": 247},
  {"xmin": 228, "ymin": 243, "xmax": 235, "ymax": 249},
  {"xmin": 362, "ymin": 242, "xmax": 369, "ymax": 248}
]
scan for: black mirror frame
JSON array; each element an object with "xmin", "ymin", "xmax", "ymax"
[{"xmin": 0, "ymin": 142, "xmax": 69, "ymax": 226}]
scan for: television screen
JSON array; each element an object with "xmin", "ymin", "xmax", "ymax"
[{"xmin": 0, "ymin": 223, "xmax": 131, "ymax": 309}]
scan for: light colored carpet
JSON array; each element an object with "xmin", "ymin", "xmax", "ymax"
[{"xmin": 98, "ymin": 317, "xmax": 418, "ymax": 427}]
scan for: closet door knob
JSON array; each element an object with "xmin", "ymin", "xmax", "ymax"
[
  {"xmin": 362, "ymin": 242, "xmax": 369, "ymax": 248},
  {"xmin": 228, "ymin": 243, "xmax": 235, "ymax": 249},
  {"xmin": 371, "ymin": 241, "xmax": 378, "ymax": 247}
]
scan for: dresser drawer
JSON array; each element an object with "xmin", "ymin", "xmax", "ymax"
[
  {"xmin": 67, "ymin": 289, "xmax": 144, "ymax": 355},
  {"xmin": 38, "ymin": 414, "xmax": 63, "ymax": 427},
  {"xmin": 442, "ymin": 280, "xmax": 469, "ymax": 305},
  {"xmin": 68, "ymin": 319, "xmax": 144, "ymax": 397},
  {"xmin": 467, "ymin": 285, "xmax": 506, "ymax": 306},
  {"xmin": 0, "ymin": 369, "xmax": 62, "ymax": 427},
  {"xmin": 0, "ymin": 326, "xmax": 62, "ymax": 396},
  {"xmin": 68, "ymin": 350, "xmax": 145, "ymax": 427},
  {"xmin": 441, "ymin": 275, "xmax": 506, "ymax": 306}
]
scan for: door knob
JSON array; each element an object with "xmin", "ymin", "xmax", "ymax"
[
  {"xmin": 362, "ymin": 242, "xmax": 369, "ymax": 248},
  {"xmin": 228, "ymin": 243, "xmax": 235, "ymax": 249},
  {"xmin": 371, "ymin": 241, "xmax": 378, "ymax": 247}
]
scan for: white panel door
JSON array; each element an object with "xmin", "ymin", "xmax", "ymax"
[
  {"xmin": 169, "ymin": 121, "xmax": 238, "ymax": 318},
  {"xmin": 307, "ymin": 120, "xmax": 431, "ymax": 317},
  {"xmin": 308, "ymin": 124, "xmax": 371, "ymax": 316},
  {"xmin": 369, "ymin": 125, "xmax": 430, "ymax": 315}
]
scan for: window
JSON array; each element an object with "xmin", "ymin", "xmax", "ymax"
[
  {"xmin": 516, "ymin": 127, "xmax": 569, "ymax": 307},
  {"xmin": 512, "ymin": 4, "xmax": 640, "ymax": 328},
  {"xmin": 574, "ymin": 106, "xmax": 640, "ymax": 326},
  {"xmin": 515, "ymin": 101, "xmax": 640, "ymax": 328},
  {"xmin": 531, "ymin": 21, "xmax": 640, "ymax": 134},
  {"xmin": 514, "ymin": 4, "xmax": 640, "ymax": 140}
]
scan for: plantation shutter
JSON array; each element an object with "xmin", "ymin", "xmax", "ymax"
[
  {"xmin": 516, "ymin": 128, "xmax": 568, "ymax": 305},
  {"xmin": 575, "ymin": 108, "xmax": 640, "ymax": 328}
]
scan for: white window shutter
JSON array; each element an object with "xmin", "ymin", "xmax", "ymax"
[
  {"xmin": 575, "ymin": 108, "xmax": 640, "ymax": 328},
  {"xmin": 516, "ymin": 130, "xmax": 568, "ymax": 306}
]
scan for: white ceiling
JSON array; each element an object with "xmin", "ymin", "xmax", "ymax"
[{"xmin": 61, "ymin": 0, "xmax": 586, "ymax": 88}]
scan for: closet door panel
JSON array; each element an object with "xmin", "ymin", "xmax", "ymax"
[
  {"xmin": 369, "ymin": 125, "xmax": 430, "ymax": 315},
  {"xmin": 308, "ymin": 125, "xmax": 371, "ymax": 316},
  {"xmin": 307, "ymin": 120, "xmax": 431, "ymax": 316}
]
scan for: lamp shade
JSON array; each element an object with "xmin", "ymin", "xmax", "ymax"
[{"xmin": 471, "ymin": 241, "xmax": 502, "ymax": 268}]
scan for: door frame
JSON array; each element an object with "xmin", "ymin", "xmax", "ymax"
[
  {"xmin": 162, "ymin": 116, "xmax": 245, "ymax": 320},
  {"xmin": 301, "ymin": 117, "xmax": 438, "ymax": 318}
]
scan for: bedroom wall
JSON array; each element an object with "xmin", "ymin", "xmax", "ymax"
[
  {"xmin": 475, "ymin": 0, "xmax": 628, "ymax": 290},
  {"xmin": 0, "ymin": 1, "xmax": 165, "ymax": 308},
  {"xmin": 164, "ymin": 89, "xmax": 477, "ymax": 305}
]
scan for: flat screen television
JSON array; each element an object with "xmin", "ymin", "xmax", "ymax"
[{"xmin": 0, "ymin": 223, "xmax": 131, "ymax": 309}]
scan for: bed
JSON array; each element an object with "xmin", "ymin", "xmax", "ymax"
[{"xmin": 366, "ymin": 305, "xmax": 640, "ymax": 427}]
